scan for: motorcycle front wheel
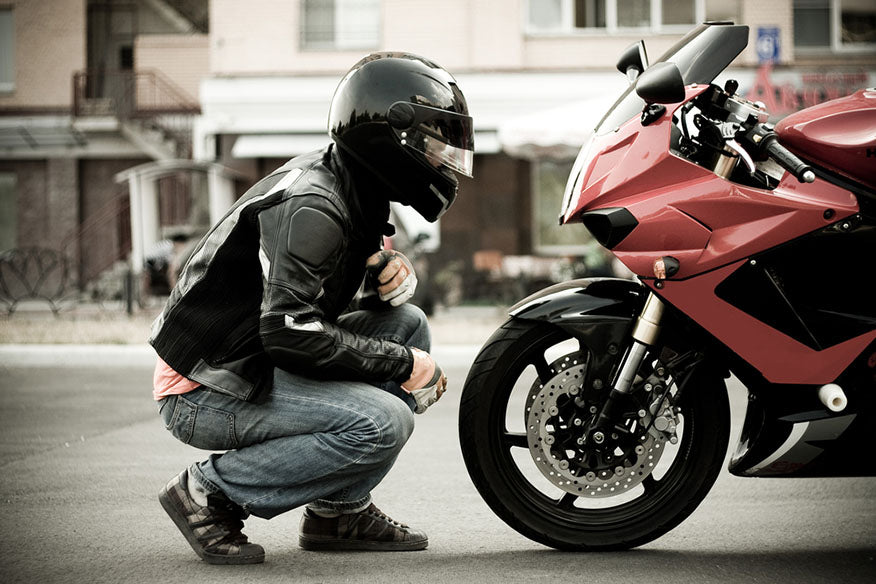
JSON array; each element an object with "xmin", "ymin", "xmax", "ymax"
[{"xmin": 459, "ymin": 318, "xmax": 730, "ymax": 550}]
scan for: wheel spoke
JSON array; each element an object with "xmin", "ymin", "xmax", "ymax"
[
  {"xmin": 557, "ymin": 492, "xmax": 578, "ymax": 510},
  {"xmin": 456, "ymin": 317, "xmax": 728, "ymax": 548},
  {"xmin": 503, "ymin": 431, "xmax": 529, "ymax": 450},
  {"xmin": 532, "ymin": 355, "xmax": 553, "ymax": 384},
  {"xmin": 642, "ymin": 474, "xmax": 659, "ymax": 494}
]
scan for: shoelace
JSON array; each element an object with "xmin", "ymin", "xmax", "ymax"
[
  {"xmin": 365, "ymin": 506, "xmax": 407, "ymax": 529},
  {"xmin": 192, "ymin": 503, "xmax": 250, "ymax": 546}
]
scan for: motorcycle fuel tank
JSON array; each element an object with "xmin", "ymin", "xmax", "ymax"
[{"xmin": 776, "ymin": 89, "xmax": 876, "ymax": 189}]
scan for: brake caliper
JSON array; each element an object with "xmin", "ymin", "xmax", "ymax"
[{"xmin": 526, "ymin": 355, "xmax": 674, "ymax": 498}]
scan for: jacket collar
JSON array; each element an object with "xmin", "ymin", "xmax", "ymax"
[{"xmin": 329, "ymin": 143, "xmax": 394, "ymax": 238}]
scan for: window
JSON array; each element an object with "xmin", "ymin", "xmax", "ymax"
[
  {"xmin": 0, "ymin": 8, "xmax": 14, "ymax": 92},
  {"xmin": 663, "ymin": 0, "xmax": 697, "ymax": 25},
  {"xmin": 527, "ymin": 0, "xmax": 704, "ymax": 33},
  {"xmin": 120, "ymin": 46, "xmax": 134, "ymax": 70},
  {"xmin": 576, "ymin": 0, "xmax": 606, "ymax": 28},
  {"xmin": 840, "ymin": 0, "xmax": 876, "ymax": 45},
  {"xmin": 529, "ymin": 0, "xmax": 563, "ymax": 29},
  {"xmin": 533, "ymin": 159, "xmax": 581, "ymax": 253},
  {"xmin": 794, "ymin": 0, "xmax": 876, "ymax": 50},
  {"xmin": 704, "ymin": 0, "xmax": 739, "ymax": 23},
  {"xmin": 0, "ymin": 173, "xmax": 17, "ymax": 252},
  {"xmin": 617, "ymin": 0, "xmax": 650, "ymax": 29},
  {"xmin": 533, "ymin": 160, "xmax": 612, "ymax": 277},
  {"xmin": 301, "ymin": 0, "xmax": 380, "ymax": 51}
]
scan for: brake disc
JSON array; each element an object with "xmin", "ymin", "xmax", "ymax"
[{"xmin": 525, "ymin": 355, "xmax": 668, "ymax": 497}]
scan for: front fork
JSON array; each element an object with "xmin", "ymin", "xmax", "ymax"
[{"xmin": 590, "ymin": 292, "xmax": 665, "ymax": 442}]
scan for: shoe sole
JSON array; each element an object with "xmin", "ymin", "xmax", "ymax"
[
  {"xmin": 159, "ymin": 488, "xmax": 265, "ymax": 565},
  {"xmin": 299, "ymin": 535, "xmax": 428, "ymax": 552}
]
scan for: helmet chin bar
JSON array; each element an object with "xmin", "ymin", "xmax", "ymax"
[
  {"xmin": 425, "ymin": 183, "xmax": 452, "ymax": 221},
  {"xmin": 333, "ymin": 138, "xmax": 456, "ymax": 223},
  {"xmin": 419, "ymin": 165, "xmax": 459, "ymax": 222}
]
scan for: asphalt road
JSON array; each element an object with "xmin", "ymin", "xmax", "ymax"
[{"xmin": 1, "ymin": 344, "xmax": 874, "ymax": 584}]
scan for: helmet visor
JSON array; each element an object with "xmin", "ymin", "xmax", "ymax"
[{"xmin": 390, "ymin": 102, "xmax": 475, "ymax": 177}]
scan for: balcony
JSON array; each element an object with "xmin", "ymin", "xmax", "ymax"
[{"xmin": 72, "ymin": 68, "xmax": 200, "ymax": 159}]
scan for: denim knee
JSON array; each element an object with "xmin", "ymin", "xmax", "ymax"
[
  {"xmin": 396, "ymin": 303, "xmax": 430, "ymax": 351},
  {"xmin": 372, "ymin": 391, "xmax": 415, "ymax": 456},
  {"xmin": 337, "ymin": 389, "xmax": 414, "ymax": 465},
  {"xmin": 398, "ymin": 302, "xmax": 428, "ymax": 328}
]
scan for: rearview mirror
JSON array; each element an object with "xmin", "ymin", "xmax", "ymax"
[
  {"xmin": 616, "ymin": 41, "xmax": 649, "ymax": 83},
  {"xmin": 635, "ymin": 62, "xmax": 686, "ymax": 104}
]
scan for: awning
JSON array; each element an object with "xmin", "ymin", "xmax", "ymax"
[
  {"xmin": 497, "ymin": 96, "xmax": 619, "ymax": 160},
  {"xmin": 199, "ymin": 72, "xmax": 628, "ymax": 162},
  {"xmin": 230, "ymin": 131, "xmax": 501, "ymax": 159},
  {"xmin": 231, "ymin": 134, "xmax": 331, "ymax": 158}
]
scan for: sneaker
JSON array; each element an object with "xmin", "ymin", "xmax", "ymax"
[
  {"xmin": 299, "ymin": 503, "xmax": 428, "ymax": 551},
  {"xmin": 158, "ymin": 469, "xmax": 265, "ymax": 564}
]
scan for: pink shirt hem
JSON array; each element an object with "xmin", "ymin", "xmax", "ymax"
[{"xmin": 153, "ymin": 357, "xmax": 201, "ymax": 400}]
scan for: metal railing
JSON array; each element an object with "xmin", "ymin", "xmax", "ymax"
[
  {"xmin": 0, "ymin": 247, "xmax": 74, "ymax": 314},
  {"xmin": 72, "ymin": 69, "xmax": 200, "ymax": 158},
  {"xmin": 1, "ymin": 189, "xmax": 134, "ymax": 314}
]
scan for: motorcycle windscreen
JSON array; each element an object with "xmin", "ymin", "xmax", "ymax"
[{"xmin": 595, "ymin": 23, "xmax": 750, "ymax": 136}]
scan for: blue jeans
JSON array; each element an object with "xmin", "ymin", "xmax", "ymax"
[{"xmin": 158, "ymin": 304, "xmax": 429, "ymax": 519}]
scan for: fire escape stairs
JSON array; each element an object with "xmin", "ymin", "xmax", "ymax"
[
  {"xmin": 69, "ymin": 64, "xmax": 201, "ymax": 297},
  {"xmin": 119, "ymin": 118, "xmax": 179, "ymax": 161},
  {"xmin": 73, "ymin": 68, "xmax": 200, "ymax": 161},
  {"xmin": 143, "ymin": 0, "xmax": 209, "ymax": 34},
  {"xmin": 56, "ymin": 1, "xmax": 207, "ymax": 301}
]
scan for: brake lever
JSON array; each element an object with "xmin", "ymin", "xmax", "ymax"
[{"xmin": 723, "ymin": 139, "xmax": 756, "ymax": 175}]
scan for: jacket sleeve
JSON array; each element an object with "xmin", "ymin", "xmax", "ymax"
[{"xmin": 257, "ymin": 196, "xmax": 414, "ymax": 383}]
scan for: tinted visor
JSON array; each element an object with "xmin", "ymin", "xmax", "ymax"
[{"xmin": 389, "ymin": 102, "xmax": 475, "ymax": 177}]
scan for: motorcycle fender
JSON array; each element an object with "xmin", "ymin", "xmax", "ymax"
[
  {"xmin": 508, "ymin": 277, "xmax": 646, "ymax": 387},
  {"xmin": 509, "ymin": 277, "xmax": 645, "ymax": 338}
]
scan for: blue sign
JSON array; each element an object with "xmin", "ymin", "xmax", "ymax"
[{"xmin": 756, "ymin": 27, "xmax": 781, "ymax": 64}]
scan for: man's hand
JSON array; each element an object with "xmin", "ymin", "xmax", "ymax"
[
  {"xmin": 366, "ymin": 250, "xmax": 417, "ymax": 307},
  {"xmin": 401, "ymin": 347, "xmax": 447, "ymax": 414}
]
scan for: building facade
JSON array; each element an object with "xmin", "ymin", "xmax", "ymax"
[{"xmin": 1, "ymin": 0, "xmax": 874, "ymax": 307}]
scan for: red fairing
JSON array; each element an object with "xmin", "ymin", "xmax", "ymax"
[
  {"xmin": 565, "ymin": 86, "xmax": 859, "ymax": 281},
  {"xmin": 776, "ymin": 88, "xmax": 876, "ymax": 189},
  {"xmin": 563, "ymin": 86, "xmax": 714, "ymax": 227},
  {"xmin": 562, "ymin": 85, "xmax": 869, "ymax": 385},
  {"xmin": 650, "ymin": 264, "xmax": 876, "ymax": 385}
]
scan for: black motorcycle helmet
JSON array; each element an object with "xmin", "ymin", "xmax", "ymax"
[{"xmin": 329, "ymin": 52, "xmax": 474, "ymax": 222}]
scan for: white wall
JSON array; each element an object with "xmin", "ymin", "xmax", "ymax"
[
  {"xmin": 136, "ymin": 34, "xmax": 209, "ymax": 101},
  {"xmin": 207, "ymin": 0, "xmax": 742, "ymax": 76},
  {"xmin": 0, "ymin": 0, "xmax": 86, "ymax": 109}
]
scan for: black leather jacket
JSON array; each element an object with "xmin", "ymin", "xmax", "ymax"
[{"xmin": 150, "ymin": 145, "xmax": 414, "ymax": 401}]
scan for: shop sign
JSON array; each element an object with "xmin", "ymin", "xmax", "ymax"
[
  {"xmin": 745, "ymin": 64, "xmax": 871, "ymax": 116},
  {"xmin": 756, "ymin": 27, "xmax": 781, "ymax": 64}
]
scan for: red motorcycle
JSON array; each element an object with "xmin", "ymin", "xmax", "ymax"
[{"xmin": 459, "ymin": 22, "xmax": 876, "ymax": 550}]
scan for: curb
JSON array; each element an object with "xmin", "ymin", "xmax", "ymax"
[
  {"xmin": 0, "ymin": 343, "xmax": 483, "ymax": 368},
  {"xmin": 0, "ymin": 344, "xmax": 158, "ymax": 368}
]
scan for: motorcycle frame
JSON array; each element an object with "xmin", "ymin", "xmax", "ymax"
[
  {"xmin": 564, "ymin": 86, "xmax": 874, "ymax": 384},
  {"xmin": 509, "ymin": 275, "xmax": 876, "ymax": 479},
  {"xmin": 544, "ymin": 87, "xmax": 876, "ymax": 478}
]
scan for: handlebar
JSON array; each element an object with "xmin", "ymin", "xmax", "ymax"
[
  {"xmin": 741, "ymin": 123, "xmax": 815, "ymax": 183},
  {"xmin": 761, "ymin": 134, "xmax": 816, "ymax": 183}
]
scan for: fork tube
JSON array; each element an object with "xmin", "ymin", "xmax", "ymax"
[
  {"xmin": 591, "ymin": 292, "xmax": 666, "ymax": 435},
  {"xmin": 613, "ymin": 293, "xmax": 665, "ymax": 395}
]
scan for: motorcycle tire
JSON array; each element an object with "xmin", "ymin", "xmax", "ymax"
[{"xmin": 459, "ymin": 318, "xmax": 730, "ymax": 550}]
